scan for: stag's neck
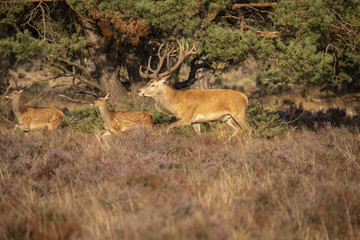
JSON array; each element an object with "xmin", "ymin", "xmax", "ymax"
[
  {"xmin": 11, "ymin": 94, "xmax": 24, "ymax": 119},
  {"xmin": 155, "ymin": 84, "xmax": 181, "ymax": 116},
  {"xmin": 97, "ymin": 102, "xmax": 113, "ymax": 127}
]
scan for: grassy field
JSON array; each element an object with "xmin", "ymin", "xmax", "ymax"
[{"xmin": 0, "ymin": 119, "xmax": 359, "ymax": 239}]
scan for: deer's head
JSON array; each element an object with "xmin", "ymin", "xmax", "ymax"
[
  {"xmin": 92, "ymin": 92, "xmax": 110, "ymax": 107},
  {"xmin": 138, "ymin": 41, "xmax": 196, "ymax": 98},
  {"xmin": 5, "ymin": 89, "xmax": 23, "ymax": 100}
]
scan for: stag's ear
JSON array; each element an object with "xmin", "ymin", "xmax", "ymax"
[
  {"xmin": 104, "ymin": 92, "xmax": 110, "ymax": 100},
  {"xmin": 159, "ymin": 75, "xmax": 170, "ymax": 83}
]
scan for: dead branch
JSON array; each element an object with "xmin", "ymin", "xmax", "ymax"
[
  {"xmin": 256, "ymin": 31, "xmax": 279, "ymax": 39},
  {"xmin": 1, "ymin": 83, "xmax": 12, "ymax": 103},
  {"xmin": 65, "ymin": 0, "xmax": 95, "ymax": 24},
  {"xmin": 20, "ymin": 0, "xmax": 49, "ymax": 38},
  {"xmin": 73, "ymin": 89, "xmax": 98, "ymax": 98},
  {"xmin": 0, "ymin": 0, "xmax": 64, "ymax": 2},
  {"xmin": 231, "ymin": 2, "xmax": 279, "ymax": 10},
  {"xmin": 247, "ymin": 5, "xmax": 274, "ymax": 15},
  {"xmin": 58, "ymin": 57, "xmax": 92, "ymax": 78},
  {"xmin": 51, "ymin": 62, "xmax": 102, "ymax": 90},
  {"xmin": 0, "ymin": 20, "xmax": 20, "ymax": 32},
  {"xmin": 24, "ymin": 85, "xmax": 50, "ymax": 106},
  {"xmin": 58, "ymin": 94, "xmax": 91, "ymax": 104},
  {"xmin": 39, "ymin": 1, "xmax": 46, "ymax": 39}
]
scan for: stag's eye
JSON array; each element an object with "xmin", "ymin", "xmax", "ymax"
[{"xmin": 150, "ymin": 84, "xmax": 155, "ymax": 88}]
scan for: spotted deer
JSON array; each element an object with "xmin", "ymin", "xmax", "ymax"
[
  {"xmin": 137, "ymin": 41, "xmax": 251, "ymax": 139},
  {"xmin": 6, "ymin": 90, "xmax": 64, "ymax": 131},
  {"xmin": 92, "ymin": 93, "xmax": 155, "ymax": 134}
]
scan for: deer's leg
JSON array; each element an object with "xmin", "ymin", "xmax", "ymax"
[
  {"xmin": 18, "ymin": 122, "xmax": 30, "ymax": 132},
  {"xmin": 101, "ymin": 130, "xmax": 112, "ymax": 136},
  {"xmin": 225, "ymin": 118, "xmax": 241, "ymax": 140},
  {"xmin": 229, "ymin": 115, "xmax": 252, "ymax": 142},
  {"xmin": 192, "ymin": 123, "xmax": 201, "ymax": 134},
  {"xmin": 48, "ymin": 124, "xmax": 54, "ymax": 131},
  {"xmin": 233, "ymin": 114, "xmax": 252, "ymax": 136},
  {"xmin": 166, "ymin": 119, "xmax": 189, "ymax": 133},
  {"xmin": 145, "ymin": 123, "xmax": 156, "ymax": 134},
  {"xmin": 49, "ymin": 116, "xmax": 62, "ymax": 131}
]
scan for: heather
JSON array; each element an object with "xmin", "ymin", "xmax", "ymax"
[{"xmin": 0, "ymin": 124, "xmax": 359, "ymax": 239}]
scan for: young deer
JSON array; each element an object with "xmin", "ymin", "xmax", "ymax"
[
  {"xmin": 92, "ymin": 93, "xmax": 155, "ymax": 134},
  {"xmin": 6, "ymin": 90, "xmax": 64, "ymax": 131}
]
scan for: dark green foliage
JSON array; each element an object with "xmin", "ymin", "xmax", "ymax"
[
  {"xmin": 120, "ymin": 0, "xmax": 359, "ymax": 91},
  {"xmin": 151, "ymin": 110, "xmax": 172, "ymax": 128},
  {"xmin": 247, "ymin": 104, "xmax": 287, "ymax": 138},
  {"xmin": 200, "ymin": 25, "xmax": 255, "ymax": 63},
  {"xmin": 0, "ymin": 0, "xmax": 360, "ymax": 93},
  {"xmin": 0, "ymin": 30, "xmax": 88, "ymax": 62},
  {"xmin": 257, "ymin": 37, "xmax": 335, "ymax": 92},
  {"xmin": 130, "ymin": 0, "xmax": 198, "ymax": 31},
  {"xmin": 262, "ymin": 0, "xmax": 360, "ymax": 91},
  {"xmin": 62, "ymin": 106, "xmax": 103, "ymax": 133}
]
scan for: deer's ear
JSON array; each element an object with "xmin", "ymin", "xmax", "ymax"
[
  {"xmin": 104, "ymin": 92, "xmax": 110, "ymax": 99},
  {"xmin": 159, "ymin": 76, "xmax": 170, "ymax": 83}
]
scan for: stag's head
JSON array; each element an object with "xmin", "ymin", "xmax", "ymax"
[
  {"xmin": 137, "ymin": 77, "xmax": 168, "ymax": 98},
  {"xmin": 138, "ymin": 41, "xmax": 196, "ymax": 98}
]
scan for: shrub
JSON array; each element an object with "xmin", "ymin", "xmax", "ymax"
[
  {"xmin": 247, "ymin": 104, "xmax": 288, "ymax": 138},
  {"xmin": 62, "ymin": 105, "xmax": 103, "ymax": 133}
]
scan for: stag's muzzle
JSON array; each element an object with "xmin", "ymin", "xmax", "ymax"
[{"xmin": 137, "ymin": 89, "xmax": 144, "ymax": 96}]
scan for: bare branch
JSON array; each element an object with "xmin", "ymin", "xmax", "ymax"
[
  {"xmin": 0, "ymin": 20, "xmax": 20, "ymax": 32},
  {"xmin": 58, "ymin": 94, "xmax": 91, "ymax": 104},
  {"xmin": 51, "ymin": 61, "xmax": 102, "ymax": 90},
  {"xmin": 256, "ymin": 31, "xmax": 279, "ymax": 39},
  {"xmin": 24, "ymin": 85, "xmax": 50, "ymax": 106},
  {"xmin": 0, "ymin": 0, "xmax": 64, "ymax": 3},
  {"xmin": 1, "ymin": 83, "xmax": 12, "ymax": 103},
  {"xmin": 39, "ymin": 0, "xmax": 47, "ymax": 39},
  {"xmin": 231, "ymin": 2, "xmax": 279, "ymax": 10}
]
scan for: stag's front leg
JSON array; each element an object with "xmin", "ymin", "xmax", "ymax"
[
  {"xmin": 166, "ymin": 119, "xmax": 190, "ymax": 133},
  {"xmin": 192, "ymin": 123, "xmax": 201, "ymax": 134}
]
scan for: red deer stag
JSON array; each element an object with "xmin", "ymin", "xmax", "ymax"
[
  {"xmin": 6, "ymin": 90, "xmax": 64, "ymax": 131},
  {"xmin": 92, "ymin": 93, "xmax": 155, "ymax": 135},
  {"xmin": 137, "ymin": 41, "xmax": 251, "ymax": 139}
]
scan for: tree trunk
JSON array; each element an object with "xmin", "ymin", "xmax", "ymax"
[
  {"xmin": 98, "ymin": 64, "xmax": 127, "ymax": 102},
  {"xmin": 125, "ymin": 49, "xmax": 149, "ymax": 106},
  {"xmin": 80, "ymin": 19, "xmax": 127, "ymax": 103}
]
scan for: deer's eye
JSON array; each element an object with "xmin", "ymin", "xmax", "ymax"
[{"xmin": 150, "ymin": 84, "xmax": 155, "ymax": 88}]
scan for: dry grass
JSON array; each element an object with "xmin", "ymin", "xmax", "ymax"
[{"xmin": 0, "ymin": 125, "xmax": 359, "ymax": 239}]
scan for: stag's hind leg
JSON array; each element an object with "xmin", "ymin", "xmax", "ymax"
[
  {"xmin": 232, "ymin": 114, "xmax": 252, "ymax": 136},
  {"xmin": 226, "ymin": 114, "xmax": 252, "ymax": 140},
  {"xmin": 225, "ymin": 118, "xmax": 241, "ymax": 139}
]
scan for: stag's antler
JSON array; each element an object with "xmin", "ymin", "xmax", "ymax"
[{"xmin": 139, "ymin": 41, "xmax": 197, "ymax": 79}]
